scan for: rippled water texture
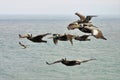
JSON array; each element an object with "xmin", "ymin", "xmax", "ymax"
[{"xmin": 0, "ymin": 15, "xmax": 120, "ymax": 80}]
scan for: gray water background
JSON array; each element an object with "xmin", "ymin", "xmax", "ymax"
[{"xmin": 0, "ymin": 15, "xmax": 120, "ymax": 80}]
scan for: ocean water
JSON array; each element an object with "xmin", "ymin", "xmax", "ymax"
[{"xmin": 0, "ymin": 15, "xmax": 120, "ymax": 80}]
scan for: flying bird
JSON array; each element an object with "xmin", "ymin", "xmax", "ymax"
[
  {"xmin": 75, "ymin": 12, "xmax": 97, "ymax": 23},
  {"xmin": 79, "ymin": 25, "xmax": 107, "ymax": 40},
  {"xmin": 48, "ymin": 33, "xmax": 74, "ymax": 45},
  {"xmin": 46, "ymin": 58, "xmax": 96, "ymax": 66},
  {"xmin": 19, "ymin": 33, "xmax": 51, "ymax": 43},
  {"xmin": 67, "ymin": 21, "xmax": 107, "ymax": 40}
]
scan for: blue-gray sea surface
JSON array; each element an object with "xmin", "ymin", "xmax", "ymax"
[{"xmin": 0, "ymin": 15, "xmax": 120, "ymax": 80}]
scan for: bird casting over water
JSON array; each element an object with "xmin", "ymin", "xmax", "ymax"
[
  {"xmin": 46, "ymin": 58, "xmax": 96, "ymax": 66},
  {"xmin": 19, "ymin": 33, "xmax": 51, "ymax": 43}
]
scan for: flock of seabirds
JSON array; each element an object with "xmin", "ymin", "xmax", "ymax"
[{"xmin": 18, "ymin": 12, "xmax": 107, "ymax": 66}]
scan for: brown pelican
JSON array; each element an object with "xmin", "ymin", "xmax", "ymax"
[
  {"xmin": 68, "ymin": 22, "xmax": 107, "ymax": 40},
  {"xmin": 19, "ymin": 33, "xmax": 51, "ymax": 43},
  {"xmin": 74, "ymin": 35, "xmax": 91, "ymax": 41},
  {"xmin": 46, "ymin": 58, "xmax": 96, "ymax": 66},
  {"xmin": 80, "ymin": 25, "xmax": 107, "ymax": 40},
  {"xmin": 67, "ymin": 12, "xmax": 97, "ymax": 30},
  {"xmin": 75, "ymin": 12, "xmax": 97, "ymax": 23},
  {"xmin": 48, "ymin": 34, "xmax": 74, "ymax": 45},
  {"xmin": 19, "ymin": 42, "xmax": 27, "ymax": 49}
]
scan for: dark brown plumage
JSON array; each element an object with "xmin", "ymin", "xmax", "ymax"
[
  {"xmin": 19, "ymin": 33, "xmax": 51, "ymax": 43},
  {"xmin": 74, "ymin": 35, "xmax": 91, "ymax": 41},
  {"xmin": 75, "ymin": 12, "xmax": 97, "ymax": 23},
  {"xmin": 49, "ymin": 34, "xmax": 74, "ymax": 45},
  {"xmin": 46, "ymin": 58, "xmax": 96, "ymax": 66},
  {"xmin": 67, "ymin": 20, "xmax": 107, "ymax": 40}
]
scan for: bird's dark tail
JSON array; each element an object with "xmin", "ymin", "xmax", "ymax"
[
  {"xmin": 86, "ymin": 39, "xmax": 91, "ymax": 41},
  {"xmin": 102, "ymin": 36, "xmax": 107, "ymax": 40}
]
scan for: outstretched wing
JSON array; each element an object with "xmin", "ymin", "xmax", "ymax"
[
  {"xmin": 85, "ymin": 15, "xmax": 97, "ymax": 22},
  {"xmin": 46, "ymin": 59, "xmax": 62, "ymax": 65},
  {"xmin": 80, "ymin": 35, "xmax": 90, "ymax": 39},
  {"xmin": 53, "ymin": 38, "xmax": 58, "ymax": 45},
  {"xmin": 75, "ymin": 12, "xmax": 86, "ymax": 21},
  {"xmin": 32, "ymin": 35, "xmax": 43, "ymax": 40},
  {"xmin": 33, "ymin": 33, "xmax": 51, "ymax": 40},
  {"xmin": 81, "ymin": 58, "xmax": 96, "ymax": 63}
]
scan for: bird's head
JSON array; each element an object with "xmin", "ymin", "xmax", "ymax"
[
  {"xmin": 26, "ymin": 34, "xmax": 32, "ymax": 38},
  {"xmin": 67, "ymin": 20, "xmax": 80, "ymax": 30}
]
